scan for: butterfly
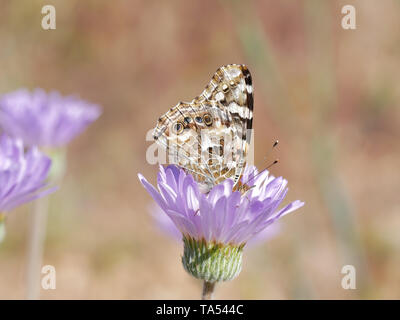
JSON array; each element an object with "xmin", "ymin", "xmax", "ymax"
[{"xmin": 153, "ymin": 64, "xmax": 254, "ymax": 193}]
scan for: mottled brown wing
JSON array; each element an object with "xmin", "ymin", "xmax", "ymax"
[
  {"xmin": 196, "ymin": 64, "xmax": 254, "ymax": 182},
  {"xmin": 153, "ymin": 64, "xmax": 254, "ymax": 193}
]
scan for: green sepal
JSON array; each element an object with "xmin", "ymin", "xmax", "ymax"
[{"xmin": 182, "ymin": 236, "xmax": 244, "ymax": 283}]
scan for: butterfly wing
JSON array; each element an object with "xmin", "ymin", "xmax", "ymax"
[
  {"xmin": 198, "ymin": 64, "xmax": 254, "ymax": 185},
  {"xmin": 153, "ymin": 64, "xmax": 254, "ymax": 193}
]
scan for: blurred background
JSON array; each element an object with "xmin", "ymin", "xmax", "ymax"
[{"xmin": 0, "ymin": 0, "xmax": 399, "ymax": 299}]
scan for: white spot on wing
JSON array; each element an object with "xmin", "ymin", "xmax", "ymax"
[
  {"xmin": 228, "ymin": 102, "xmax": 252, "ymax": 119},
  {"xmin": 215, "ymin": 92, "xmax": 224, "ymax": 101},
  {"xmin": 227, "ymin": 68, "xmax": 241, "ymax": 78}
]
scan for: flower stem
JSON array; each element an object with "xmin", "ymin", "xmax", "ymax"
[
  {"xmin": 26, "ymin": 147, "xmax": 66, "ymax": 300},
  {"xmin": 26, "ymin": 197, "xmax": 49, "ymax": 300},
  {"xmin": 202, "ymin": 281, "xmax": 216, "ymax": 300},
  {"xmin": 0, "ymin": 214, "xmax": 6, "ymax": 243}
]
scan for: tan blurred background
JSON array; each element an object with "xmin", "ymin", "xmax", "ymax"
[{"xmin": 0, "ymin": 0, "xmax": 399, "ymax": 299}]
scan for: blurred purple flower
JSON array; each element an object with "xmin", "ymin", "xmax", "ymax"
[
  {"xmin": 0, "ymin": 89, "xmax": 101, "ymax": 147},
  {"xmin": 139, "ymin": 165, "xmax": 304, "ymax": 247},
  {"xmin": 0, "ymin": 134, "xmax": 54, "ymax": 213}
]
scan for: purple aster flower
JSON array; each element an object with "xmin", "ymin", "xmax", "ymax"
[
  {"xmin": 0, "ymin": 89, "xmax": 101, "ymax": 148},
  {"xmin": 0, "ymin": 134, "xmax": 53, "ymax": 226},
  {"xmin": 149, "ymin": 203, "xmax": 281, "ymax": 247},
  {"xmin": 138, "ymin": 165, "xmax": 304, "ymax": 283},
  {"xmin": 149, "ymin": 203, "xmax": 182, "ymax": 241}
]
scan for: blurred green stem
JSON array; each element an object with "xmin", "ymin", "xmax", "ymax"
[
  {"xmin": 0, "ymin": 214, "xmax": 6, "ymax": 243},
  {"xmin": 25, "ymin": 148, "xmax": 67, "ymax": 300},
  {"xmin": 202, "ymin": 281, "xmax": 215, "ymax": 300},
  {"xmin": 26, "ymin": 196, "xmax": 49, "ymax": 300}
]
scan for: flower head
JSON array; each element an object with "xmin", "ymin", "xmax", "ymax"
[
  {"xmin": 139, "ymin": 165, "xmax": 304, "ymax": 282},
  {"xmin": 149, "ymin": 203, "xmax": 281, "ymax": 247},
  {"xmin": 0, "ymin": 89, "xmax": 101, "ymax": 147},
  {"xmin": 0, "ymin": 134, "xmax": 53, "ymax": 213},
  {"xmin": 140, "ymin": 165, "xmax": 303, "ymax": 246}
]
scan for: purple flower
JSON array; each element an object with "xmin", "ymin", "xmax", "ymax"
[
  {"xmin": 0, "ymin": 134, "xmax": 53, "ymax": 213},
  {"xmin": 139, "ymin": 165, "xmax": 304, "ymax": 247},
  {"xmin": 149, "ymin": 203, "xmax": 281, "ymax": 247},
  {"xmin": 0, "ymin": 89, "xmax": 101, "ymax": 147},
  {"xmin": 149, "ymin": 203, "xmax": 182, "ymax": 241}
]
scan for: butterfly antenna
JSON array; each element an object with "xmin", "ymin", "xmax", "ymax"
[
  {"xmin": 242, "ymin": 159, "xmax": 279, "ymax": 186},
  {"xmin": 240, "ymin": 140, "xmax": 280, "ymax": 187},
  {"xmin": 266, "ymin": 159, "xmax": 279, "ymax": 170},
  {"xmin": 263, "ymin": 140, "xmax": 279, "ymax": 161}
]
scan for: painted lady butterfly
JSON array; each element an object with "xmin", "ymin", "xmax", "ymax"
[{"xmin": 153, "ymin": 64, "xmax": 254, "ymax": 193}]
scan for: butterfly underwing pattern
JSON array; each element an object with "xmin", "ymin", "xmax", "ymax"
[{"xmin": 153, "ymin": 64, "xmax": 254, "ymax": 193}]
